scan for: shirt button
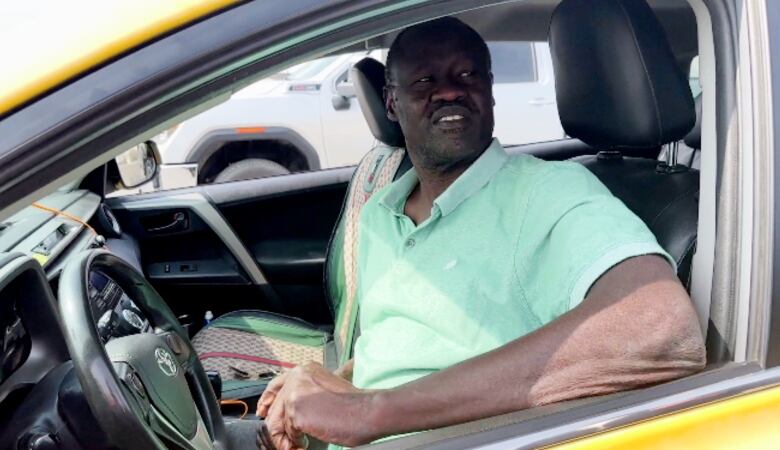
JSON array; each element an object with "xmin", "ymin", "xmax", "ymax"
[{"xmin": 405, "ymin": 238, "xmax": 416, "ymax": 248}]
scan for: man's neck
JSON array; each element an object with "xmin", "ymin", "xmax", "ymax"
[
  {"xmin": 403, "ymin": 144, "xmax": 487, "ymax": 225},
  {"xmin": 413, "ymin": 163, "xmax": 469, "ymax": 206}
]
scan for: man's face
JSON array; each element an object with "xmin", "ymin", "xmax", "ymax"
[{"xmin": 385, "ymin": 30, "xmax": 495, "ymax": 171}]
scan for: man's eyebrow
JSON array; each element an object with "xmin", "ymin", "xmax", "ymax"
[{"xmin": 401, "ymin": 62, "xmax": 428, "ymax": 78}]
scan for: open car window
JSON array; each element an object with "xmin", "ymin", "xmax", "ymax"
[{"xmin": 109, "ymin": 40, "xmax": 564, "ymax": 196}]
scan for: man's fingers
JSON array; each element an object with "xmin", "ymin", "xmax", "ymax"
[
  {"xmin": 283, "ymin": 412, "xmax": 307, "ymax": 450},
  {"xmin": 258, "ymin": 373, "xmax": 287, "ymax": 412},
  {"xmin": 257, "ymin": 372, "xmax": 289, "ymax": 417},
  {"xmin": 258, "ymin": 423, "xmax": 277, "ymax": 450},
  {"xmin": 267, "ymin": 398, "xmax": 294, "ymax": 450},
  {"xmin": 257, "ymin": 392, "xmax": 277, "ymax": 418},
  {"xmin": 266, "ymin": 397, "xmax": 307, "ymax": 450}
]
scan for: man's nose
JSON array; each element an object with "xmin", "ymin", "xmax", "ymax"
[{"xmin": 431, "ymin": 78, "xmax": 466, "ymax": 102}]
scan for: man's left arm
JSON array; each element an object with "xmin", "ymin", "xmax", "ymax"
[{"xmin": 261, "ymin": 254, "xmax": 705, "ymax": 447}]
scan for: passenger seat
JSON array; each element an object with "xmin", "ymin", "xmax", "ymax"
[{"xmin": 549, "ymin": 0, "xmax": 699, "ymax": 288}]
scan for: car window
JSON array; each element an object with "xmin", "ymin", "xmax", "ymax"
[
  {"xmin": 285, "ymin": 55, "xmax": 341, "ymax": 81},
  {"xmin": 488, "ymin": 42, "xmax": 536, "ymax": 83},
  {"xmin": 113, "ymin": 41, "xmax": 565, "ymax": 195},
  {"xmin": 689, "ymin": 55, "xmax": 701, "ymax": 97}
]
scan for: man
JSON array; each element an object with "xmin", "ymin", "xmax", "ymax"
[{"xmin": 256, "ymin": 17, "xmax": 705, "ymax": 449}]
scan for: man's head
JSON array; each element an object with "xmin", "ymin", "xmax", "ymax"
[{"xmin": 384, "ymin": 18, "xmax": 495, "ymax": 172}]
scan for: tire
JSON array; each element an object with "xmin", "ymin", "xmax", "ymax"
[{"xmin": 214, "ymin": 158, "xmax": 290, "ymax": 182}]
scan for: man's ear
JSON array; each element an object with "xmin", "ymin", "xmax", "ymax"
[
  {"xmin": 489, "ymin": 71, "xmax": 496, "ymax": 106},
  {"xmin": 383, "ymin": 86, "xmax": 399, "ymax": 122}
]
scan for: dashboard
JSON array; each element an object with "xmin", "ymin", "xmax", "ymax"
[
  {"xmin": 0, "ymin": 189, "xmax": 144, "ymax": 383},
  {"xmin": 0, "ymin": 292, "xmax": 30, "ymax": 386},
  {"xmin": 0, "ymin": 189, "xmax": 150, "ymax": 449}
]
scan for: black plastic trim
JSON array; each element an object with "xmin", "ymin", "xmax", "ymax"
[
  {"xmin": 108, "ymin": 166, "xmax": 354, "ymax": 210},
  {"xmin": 0, "ymin": 254, "xmax": 69, "ymax": 405}
]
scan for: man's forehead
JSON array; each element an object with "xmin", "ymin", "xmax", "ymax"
[{"xmin": 392, "ymin": 34, "xmax": 486, "ymax": 76}]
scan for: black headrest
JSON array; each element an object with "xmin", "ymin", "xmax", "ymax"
[
  {"xmin": 683, "ymin": 94, "xmax": 702, "ymax": 149},
  {"xmin": 351, "ymin": 58, "xmax": 405, "ymax": 148},
  {"xmin": 549, "ymin": 0, "xmax": 695, "ymax": 149}
]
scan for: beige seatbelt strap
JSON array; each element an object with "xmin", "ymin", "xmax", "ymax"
[{"xmin": 337, "ymin": 145, "xmax": 405, "ymax": 362}]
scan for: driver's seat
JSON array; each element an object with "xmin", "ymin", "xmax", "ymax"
[{"xmin": 191, "ymin": 57, "xmax": 408, "ymax": 400}]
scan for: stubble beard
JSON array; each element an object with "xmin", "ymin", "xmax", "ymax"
[{"xmin": 413, "ymin": 126, "xmax": 493, "ymax": 176}]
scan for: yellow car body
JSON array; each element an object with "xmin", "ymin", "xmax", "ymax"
[
  {"xmin": 0, "ymin": 0, "xmax": 235, "ymax": 115},
  {"xmin": 557, "ymin": 385, "xmax": 780, "ymax": 449}
]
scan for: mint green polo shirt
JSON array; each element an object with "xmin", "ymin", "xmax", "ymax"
[{"xmin": 351, "ymin": 139, "xmax": 674, "ymax": 391}]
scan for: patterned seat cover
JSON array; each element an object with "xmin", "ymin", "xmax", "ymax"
[{"xmin": 192, "ymin": 146, "xmax": 405, "ymax": 389}]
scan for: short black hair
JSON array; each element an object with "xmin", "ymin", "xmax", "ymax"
[{"xmin": 385, "ymin": 17, "xmax": 491, "ymax": 85}]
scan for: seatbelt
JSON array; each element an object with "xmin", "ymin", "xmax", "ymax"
[{"xmin": 336, "ymin": 144, "xmax": 405, "ymax": 364}]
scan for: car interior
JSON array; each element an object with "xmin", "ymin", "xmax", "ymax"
[{"xmin": 0, "ymin": 0, "xmax": 736, "ymax": 448}]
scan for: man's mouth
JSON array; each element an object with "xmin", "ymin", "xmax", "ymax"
[
  {"xmin": 436, "ymin": 114, "xmax": 465, "ymax": 123},
  {"xmin": 432, "ymin": 106, "xmax": 471, "ymax": 126}
]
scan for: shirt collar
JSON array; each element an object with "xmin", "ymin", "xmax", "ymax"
[{"xmin": 379, "ymin": 138, "xmax": 509, "ymax": 218}]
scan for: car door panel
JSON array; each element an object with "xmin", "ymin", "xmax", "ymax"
[
  {"xmin": 213, "ymin": 169, "xmax": 351, "ymax": 320},
  {"xmin": 108, "ymin": 167, "xmax": 353, "ymax": 326}
]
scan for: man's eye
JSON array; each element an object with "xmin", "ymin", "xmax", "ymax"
[
  {"xmin": 415, "ymin": 76, "xmax": 432, "ymax": 84},
  {"xmin": 460, "ymin": 70, "xmax": 475, "ymax": 78}
]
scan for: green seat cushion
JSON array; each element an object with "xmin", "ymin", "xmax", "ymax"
[
  {"xmin": 192, "ymin": 311, "xmax": 329, "ymax": 393},
  {"xmin": 211, "ymin": 312, "xmax": 329, "ymax": 347}
]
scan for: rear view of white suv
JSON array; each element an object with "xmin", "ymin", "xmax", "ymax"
[{"xmin": 153, "ymin": 42, "xmax": 564, "ymax": 189}]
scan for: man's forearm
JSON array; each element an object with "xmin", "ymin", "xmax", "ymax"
[{"xmin": 366, "ymin": 256, "xmax": 705, "ymax": 437}]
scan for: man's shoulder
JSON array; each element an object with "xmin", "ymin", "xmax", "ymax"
[
  {"xmin": 499, "ymin": 153, "xmax": 604, "ymax": 197},
  {"xmin": 503, "ymin": 152, "xmax": 590, "ymax": 174}
]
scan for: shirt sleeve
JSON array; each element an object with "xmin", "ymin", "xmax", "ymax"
[{"xmin": 513, "ymin": 161, "xmax": 675, "ymax": 325}]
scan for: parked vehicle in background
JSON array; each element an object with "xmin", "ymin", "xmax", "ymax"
[{"xmin": 151, "ymin": 42, "xmax": 564, "ymax": 190}]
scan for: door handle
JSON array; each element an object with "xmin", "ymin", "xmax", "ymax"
[
  {"xmin": 528, "ymin": 98, "xmax": 556, "ymax": 106},
  {"xmin": 147, "ymin": 212, "xmax": 188, "ymax": 233}
]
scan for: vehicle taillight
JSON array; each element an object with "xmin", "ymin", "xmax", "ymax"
[{"xmin": 288, "ymin": 83, "xmax": 321, "ymax": 92}]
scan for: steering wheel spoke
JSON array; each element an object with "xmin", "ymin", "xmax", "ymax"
[
  {"xmin": 149, "ymin": 406, "xmax": 216, "ymax": 450},
  {"xmin": 113, "ymin": 361, "xmax": 153, "ymax": 421}
]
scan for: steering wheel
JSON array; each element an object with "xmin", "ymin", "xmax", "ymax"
[{"xmin": 58, "ymin": 250, "xmax": 228, "ymax": 450}]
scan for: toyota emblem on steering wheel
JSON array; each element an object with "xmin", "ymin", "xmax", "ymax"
[{"xmin": 155, "ymin": 348, "xmax": 178, "ymax": 377}]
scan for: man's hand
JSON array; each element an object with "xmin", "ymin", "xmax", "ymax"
[
  {"xmin": 256, "ymin": 370, "xmax": 290, "ymax": 419},
  {"xmin": 257, "ymin": 362, "xmax": 378, "ymax": 449},
  {"xmin": 256, "ymin": 359, "xmax": 354, "ymax": 419}
]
